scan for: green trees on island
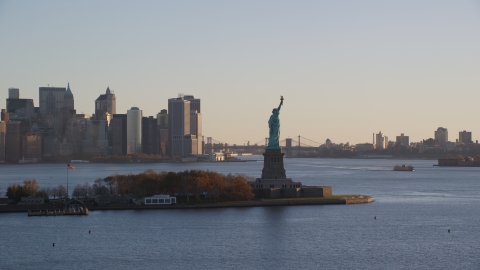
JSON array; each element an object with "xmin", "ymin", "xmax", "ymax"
[{"xmin": 6, "ymin": 170, "xmax": 255, "ymax": 203}]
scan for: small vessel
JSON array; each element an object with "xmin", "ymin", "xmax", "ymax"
[{"xmin": 393, "ymin": 165, "xmax": 414, "ymax": 171}]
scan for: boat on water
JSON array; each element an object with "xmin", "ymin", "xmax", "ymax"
[{"xmin": 393, "ymin": 165, "xmax": 414, "ymax": 171}]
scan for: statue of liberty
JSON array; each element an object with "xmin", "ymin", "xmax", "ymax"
[{"xmin": 267, "ymin": 96, "xmax": 284, "ymax": 149}]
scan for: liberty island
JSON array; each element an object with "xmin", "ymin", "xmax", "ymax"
[{"xmin": 249, "ymin": 96, "xmax": 371, "ymax": 201}]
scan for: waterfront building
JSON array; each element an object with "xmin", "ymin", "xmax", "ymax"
[
  {"xmin": 6, "ymin": 86, "xmax": 34, "ymax": 120},
  {"xmin": 95, "ymin": 87, "xmax": 116, "ymax": 120},
  {"xmin": 157, "ymin": 109, "xmax": 168, "ymax": 156},
  {"xmin": 82, "ymin": 120, "xmax": 108, "ymax": 155},
  {"xmin": 39, "ymin": 86, "xmax": 66, "ymax": 117},
  {"xmin": 355, "ymin": 143, "xmax": 375, "ymax": 152},
  {"xmin": 1, "ymin": 109, "xmax": 9, "ymax": 122},
  {"xmin": 65, "ymin": 119, "xmax": 85, "ymax": 154},
  {"xmin": 5, "ymin": 121, "xmax": 21, "ymax": 162},
  {"xmin": 23, "ymin": 134, "xmax": 42, "ymax": 159},
  {"xmin": 190, "ymin": 110, "xmax": 202, "ymax": 154},
  {"xmin": 435, "ymin": 127, "xmax": 448, "ymax": 147},
  {"xmin": 6, "ymin": 98, "xmax": 34, "ymax": 119},
  {"xmin": 184, "ymin": 95, "xmax": 200, "ymax": 113},
  {"xmin": 459, "ymin": 130, "xmax": 472, "ymax": 144},
  {"xmin": 395, "ymin": 133, "xmax": 409, "ymax": 147},
  {"xmin": 375, "ymin": 131, "xmax": 388, "ymax": 150},
  {"xmin": 0, "ymin": 121, "xmax": 5, "ymax": 160},
  {"xmin": 168, "ymin": 95, "xmax": 199, "ymax": 157},
  {"xmin": 142, "ymin": 116, "xmax": 158, "ymax": 154},
  {"xmin": 127, "ymin": 107, "xmax": 142, "ymax": 154},
  {"xmin": 58, "ymin": 83, "xmax": 76, "ymax": 139},
  {"xmin": 8, "ymin": 88, "xmax": 19, "ymax": 99},
  {"xmin": 111, "ymin": 114, "xmax": 127, "ymax": 155}
]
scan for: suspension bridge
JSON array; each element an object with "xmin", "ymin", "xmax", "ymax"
[{"xmin": 203, "ymin": 136, "xmax": 324, "ymax": 157}]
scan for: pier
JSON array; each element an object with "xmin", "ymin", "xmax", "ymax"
[{"xmin": 28, "ymin": 207, "xmax": 88, "ymax": 216}]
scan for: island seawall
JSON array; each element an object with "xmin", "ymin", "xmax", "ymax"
[{"xmin": 0, "ymin": 196, "xmax": 373, "ymax": 213}]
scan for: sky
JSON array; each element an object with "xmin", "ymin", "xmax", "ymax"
[{"xmin": 0, "ymin": 0, "xmax": 479, "ymax": 146}]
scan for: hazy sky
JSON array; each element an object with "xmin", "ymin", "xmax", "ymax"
[{"xmin": 1, "ymin": 1, "xmax": 479, "ymax": 145}]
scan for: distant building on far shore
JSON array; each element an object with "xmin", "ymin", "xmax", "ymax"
[
  {"xmin": 375, "ymin": 131, "xmax": 388, "ymax": 150},
  {"xmin": 435, "ymin": 127, "xmax": 448, "ymax": 147},
  {"xmin": 459, "ymin": 130, "xmax": 472, "ymax": 144},
  {"xmin": 396, "ymin": 133, "xmax": 409, "ymax": 147}
]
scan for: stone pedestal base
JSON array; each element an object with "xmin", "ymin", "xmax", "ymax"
[{"xmin": 261, "ymin": 148, "xmax": 286, "ymax": 179}]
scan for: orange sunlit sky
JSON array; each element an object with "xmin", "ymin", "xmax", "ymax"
[{"xmin": 1, "ymin": 1, "xmax": 479, "ymax": 145}]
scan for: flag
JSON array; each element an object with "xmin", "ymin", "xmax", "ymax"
[{"xmin": 67, "ymin": 164, "xmax": 75, "ymax": 170}]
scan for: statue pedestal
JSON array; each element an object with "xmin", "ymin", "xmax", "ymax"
[
  {"xmin": 261, "ymin": 148, "xmax": 286, "ymax": 179},
  {"xmin": 251, "ymin": 148, "xmax": 332, "ymax": 199}
]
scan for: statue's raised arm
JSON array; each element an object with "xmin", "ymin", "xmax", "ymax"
[{"xmin": 278, "ymin": 96, "xmax": 284, "ymax": 111}]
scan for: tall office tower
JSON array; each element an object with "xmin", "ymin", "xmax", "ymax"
[
  {"xmin": 435, "ymin": 127, "xmax": 448, "ymax": 147},
  {"xmin": 65, "ymin": 120, "xmax": 83, "ymax": 154},
  {"xmin": 375, "ymin": 131, "xmax": 388, "ymax": 150},
  {"xmin": 5, "ymin": 121, "xmax": 21, "ymax": 162},
  {"xmin": 6, "ymin": 97, "xmax": 34, "ymax": 119},
  {"xmin": 184, "ymin": 95, "xmax": 200, "ymax": 113},
  {"xmin": 459, "ymin": 130, "xmax": 472, "ymax": 144},
  {"xmin": 190, "ymin": 110, "xmax": 202, "ymax": 154},
  {"xmin": 82, "ymin": 120, "xmax": 108, "ymax": 155},
  {"xmin": 395, "ymin": 133, "xmax": 409, "ymax": 146},
  {"xmin": 39, "ymin": 86, "xmax": 66, "ymax": 117},
  {"xmin": 8, "ymin": 88, "xmax": 19, "ymax": 99},
  {"xmin": 157, "ymin": 109, "xmax": 168, "ymax": 156},
  {"xmin": 142, "ymin": 116, "xmax": 158, "ymax": 155},
  {"xmin": 58, "ymin": 83, "xmax": 76, "ymax": 139},
  {"xmin": 127, "ymin": 107, "xmax": 142, "ymax": 154},
  {"xmin": 168, "ymin": 96, "xmax": 191, "ymax": 157},
  {"xmin": 111, "ymin": 114, "xmax": 127, "ymax": 155},
  {"xmin": 1, "ymin": 109, "xmax": 9, "ymax": 122},
  {"xmin": 23, "ymin": 134, "xmax": 42, "ymax": 159},
  {"xmin": 63, "ymin": 83, "xmax": 74, "ymax": 111},
  {"xmin": 0, "ymin": 121, "xmax": 5, "ymax": 160},
  {"xmin": 95, "ymin": 87, "xmax": 116, "ymax": 120}
]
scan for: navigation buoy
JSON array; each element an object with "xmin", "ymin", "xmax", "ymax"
[
  {"xmin": 448, "ymin": 229, "xmax": 450, "ymax": 233},
  {"xmin": 374, "ymin": 216, "xmax": 376, "ymax": 220},
  {"xmin": 89, "ymin": 230, "xmax": 91, "ymax": 234},
  {"xmin": 53, "ymin": 243, "xmax": 56, "ymax": 246}
]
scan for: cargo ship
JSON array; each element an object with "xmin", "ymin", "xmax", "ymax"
[{"xmin": 393, "ymin": 165, "xmax": 414, "ymax": 171}]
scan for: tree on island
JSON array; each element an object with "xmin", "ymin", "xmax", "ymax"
[{"xmin": 5, "ymin": 170, "xmax": 255, "ymax": 204}]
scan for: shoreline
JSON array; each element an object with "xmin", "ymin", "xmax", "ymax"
[{"xmin": 0, "ymin": 196, "xmax": 373, "ymax": 213}]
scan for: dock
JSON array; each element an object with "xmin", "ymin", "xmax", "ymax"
[{"xmin": 28, "ymin": 207, "xmax": 88, "ymax": 216}]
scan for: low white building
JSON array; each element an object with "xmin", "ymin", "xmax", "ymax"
[
  {"xmin": 144, "ymin": 195, "xmax": 176, "ymax": 205},
  {"xmin": 209, "ymin": 152, "xmax": 225, "ymax": 161}
]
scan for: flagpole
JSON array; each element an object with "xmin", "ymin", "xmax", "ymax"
[{"xmin": 67, "ymin": 164, "xmax": 69, "ymax": 199}]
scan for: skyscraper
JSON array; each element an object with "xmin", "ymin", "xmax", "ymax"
[
  {"xmin": 5, "ymin": 121, "xmax": 21, "ymax": 162},
  {"xmin": 375, "ymin": 131, "xmax": 388, "ymax": 150},
  {"xmin": 157, "ymin": 109, "xmax": 168, "ymax": 156},
  {"xmin": 190, "ymin": 110, "xmax": 202, "ymax": 154},
  {"xmin": 142, "ymin": 116, "xmax": 158, "ymax": 154},
  {"xmin": 8, "ymin": 88, "xmax": 19, "ymax": 99},
  {"xmin": 127, "ymin": 107, "xmax": 142, "ymax": 154},
  {"xmin": 168, "ymin": 95, "xmax": 202, "ymax": 157},
  {"xmin": 39, "ymin": 86, "xmax": 66, "ymax": 117},
  {"xmin": 459, "ymin": 130, "xmax": 472, "ymax": 144},
  {"xmin": 0, "ymin": 121, "xmax": 5, "ymax": 160},
  {"xmin": 63, "ymin": 83, "xmax": 74, "ymax": 111},
  {"xmin": 95, "ymin": 87, "xmax": 116, "ymax": 120},
  {"xmin": 111, "ymin": 114, "xmax": 127, "ymax": 155},
  {"xmin": 395, "ymin": 133, "xmax": 409, "ymax": 147},
  {"xmin": 435, "ymin": 127, "xmax": 448, "ymax": 147}
]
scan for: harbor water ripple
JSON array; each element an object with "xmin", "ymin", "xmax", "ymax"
[{"xmin": 1, "ymin": 158, "xmax": 480, "ymax": 269}]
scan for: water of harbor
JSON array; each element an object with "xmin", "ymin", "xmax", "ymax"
[{"xmin": 1, "ymin": 158, "xmax": 480, "ymax": 269}]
